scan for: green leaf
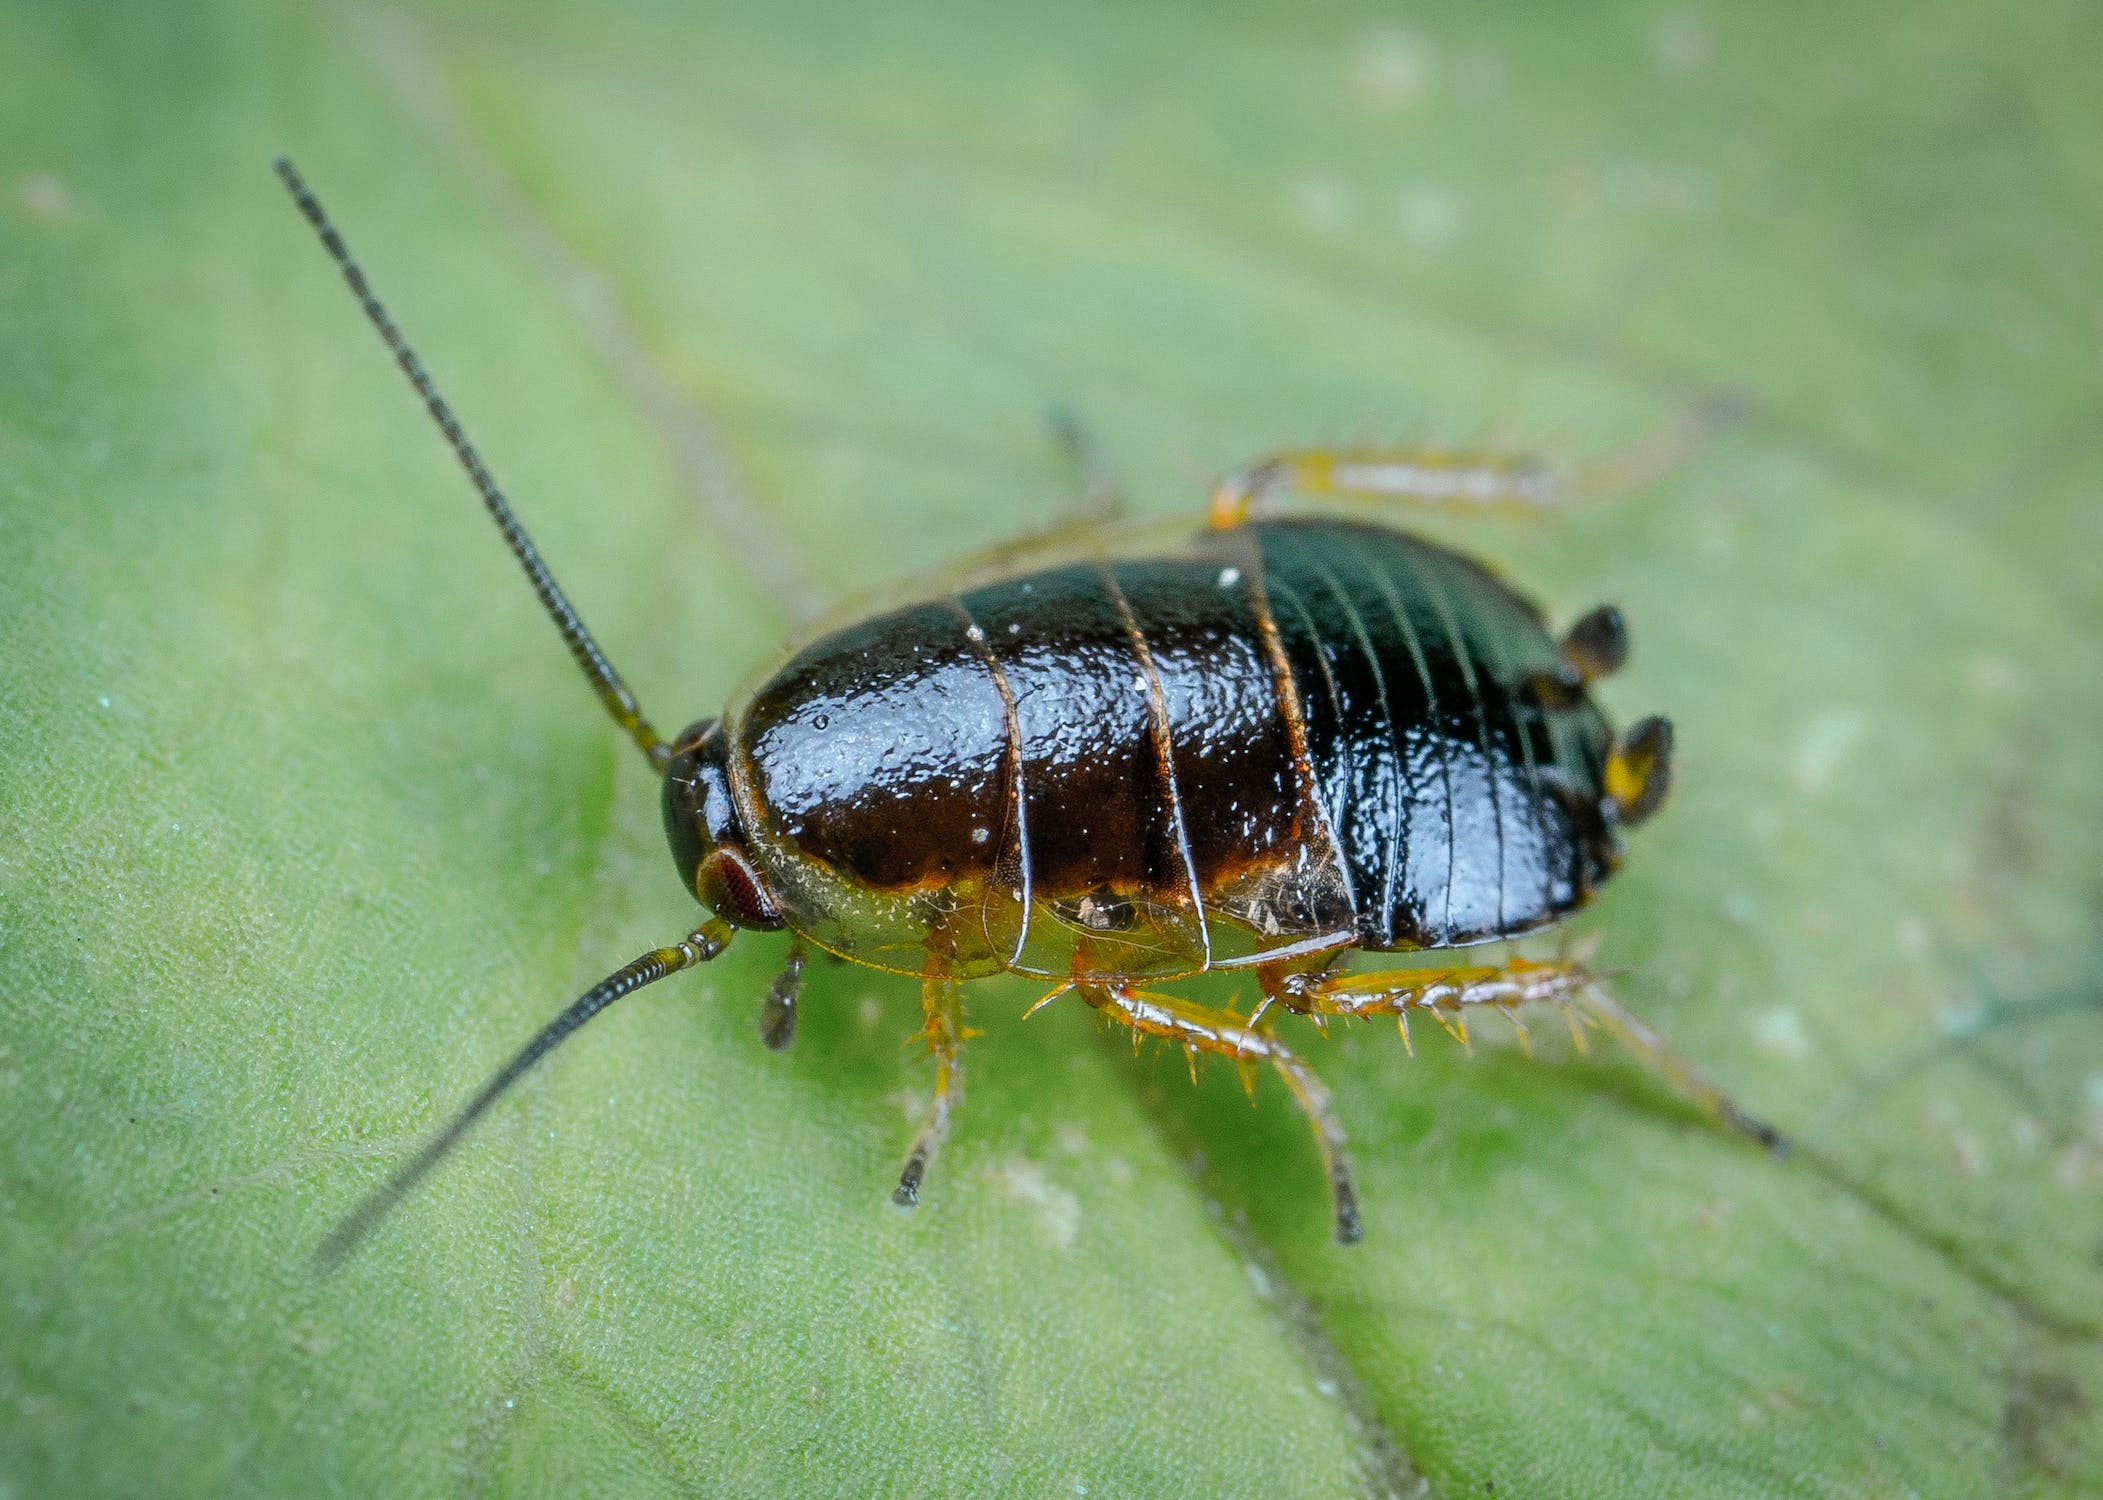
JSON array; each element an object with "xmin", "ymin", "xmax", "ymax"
[{"xmin": 6, "ymin": 1, "xmax": 2101, "ymax": 1494}]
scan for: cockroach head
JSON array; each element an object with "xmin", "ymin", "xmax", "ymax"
[{"xmin": 662, "ymin": 718, "xmax": 787, "ymax": 930}]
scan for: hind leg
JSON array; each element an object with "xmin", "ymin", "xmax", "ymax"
[
  {"xmin": 1081, "ymin": 982, "xmax": 1362, "ymax": 1243},
  {"xmin": 1210, "ymin": 445, "xmax": 1560, "ymax": 527},
  {"xmin": 1280, "ymin": 956, "xmax": 1785, "ymax": 1152},
  {"xmin": 1206, "ymin": 404, "xmax": 1731, "ymax": 529},
  {"xmin": 1568, "ymin": 983, "xmax": 1786, "ymax": 1151}
]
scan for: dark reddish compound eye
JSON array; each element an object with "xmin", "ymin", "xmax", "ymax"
[{"xmin": 698, "ymin": 846, "xmax": 785, "ymax": 930}]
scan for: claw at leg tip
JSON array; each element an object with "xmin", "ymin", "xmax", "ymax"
[{"xmin": 1737, "ymin": 1109, "xmax": 1791, "ymax": 1158}]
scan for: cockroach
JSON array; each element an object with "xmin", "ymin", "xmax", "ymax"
[{"xmin": 278, "ymin": 159, "xmax": 1780, "ymax": 1271}]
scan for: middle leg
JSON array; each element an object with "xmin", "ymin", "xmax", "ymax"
[{"xmin": 1082, "ymin": 982, "xmax": 1362, "ymax": 1243}]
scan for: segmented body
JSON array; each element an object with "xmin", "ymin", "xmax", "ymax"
[
  {"xmin": 724, "ymin": 518, "xmax": 1618, "ymax": 980},
  {"xmin": 281, "ymin": 156, "xmax": 1764, "ymax": 1265}
]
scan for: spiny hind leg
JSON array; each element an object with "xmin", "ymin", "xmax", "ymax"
[
  {"xmin": 1282, "ymin": 956, "xmax": 1785, "ymax": 1152},
  {"xmin": 1082, "ymin": 982, "xmax": 1362, "ymax": 1243},
  {"xmin": 1207, "ymin": 405, "xmax": 1731, "ymax": 529},
  {"xmin": 894, "ymin": 967, "xmax": 969, "ymax": 1208},
  {"xmin": 1279, "ymin": 955, "xmax": 1590, "ymax": 1053},
  {"xmin": 1570, "ymin": 983, "xmax": 1786, "ymax": 1152}
]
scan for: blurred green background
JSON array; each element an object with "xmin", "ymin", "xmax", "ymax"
[{"xmin": 4, "ymin": 1, "xmax": 2100, "ymax": 1495}]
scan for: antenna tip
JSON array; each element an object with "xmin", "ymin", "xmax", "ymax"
[
  {"xmin": 310, "ymin": 1186, "xmax": 394, "ymax": 1280},
  {"xmin": 309, "ymin": 1219, "xmax": 361, "ymax": 1280},
  {"xmin": 273, "ymin": 157, "xmax": 309, "ymax": 202}
]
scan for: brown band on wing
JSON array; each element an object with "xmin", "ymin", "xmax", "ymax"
[
  {"xmin": 1097, "ymin": 559, "xmax": 1210, "ymax": 966},
  {"xmin": 1237, "ymin": 533, "xmax": 1355, "ymax": 912},
  {"xmin": 944, "ymin": 593, "xmax": 1031, "ymax": 968}
]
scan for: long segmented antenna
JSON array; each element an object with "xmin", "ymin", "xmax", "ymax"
[
  {"xmin": 273, "ymin": 156, "xmax": 671, "ymax": 771},
  {"xmin": 315, "ymin": 920, "xmax": 733, "ymax": 1275}
]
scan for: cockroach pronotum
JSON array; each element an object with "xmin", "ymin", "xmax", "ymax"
[{"xmin": 278, "ymin": 158, "xmax": 1781, "ymax": 1271}]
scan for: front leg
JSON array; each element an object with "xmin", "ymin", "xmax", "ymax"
[
  {"xmin": 758, "ymin": 941, "xmax": 807, "ymax": 1052},
  {"xmin": 893, "ymin": 966, "xmax": 967, "ymax": 1208}
]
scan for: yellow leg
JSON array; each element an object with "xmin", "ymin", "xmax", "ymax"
[
  {"xmin": 1283, "ymin": 957, "xmax": 1785, "ymax": 1152},
  {"xmin": 1083, "ymin": 983, "xmax": 1362, "ymax": 1243},
  {"xmin": 1279, "ymin": 955, "xmax": 1589, "ymax": 1051},
  {"xmin": 1209, "ymin": 445, "xmax": 1559, "ymax": 528},
  {"xmin": 1571, "ymin": 984, "xmax": 1785, "ymax": 1152},
  {"xmin": 894, "ymin": 967, "xmax": 968, "ymax": 1207},
  {"xmin": 1206, "ymin": 412, "xmax": 1720, "ymax": 529}
]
